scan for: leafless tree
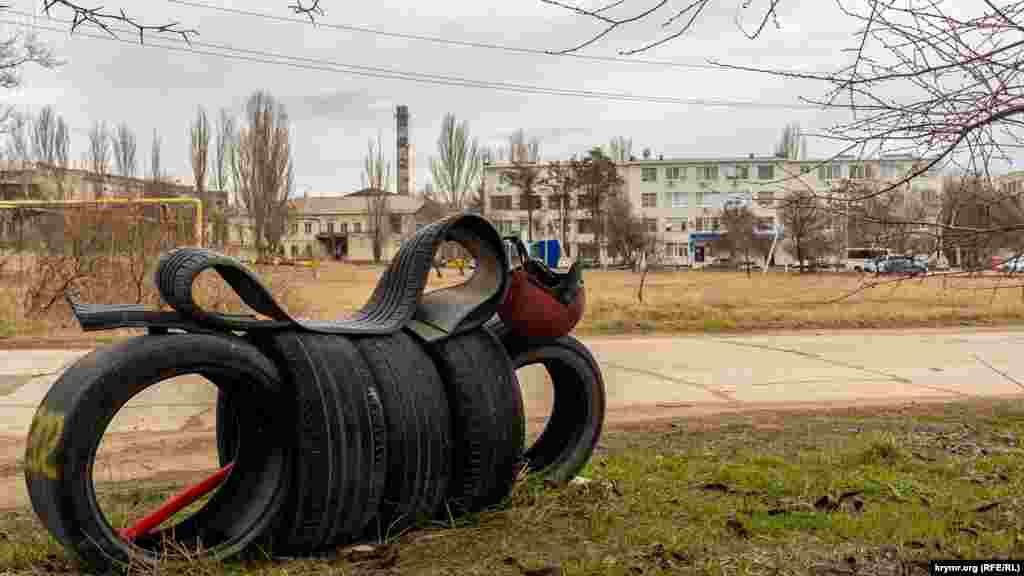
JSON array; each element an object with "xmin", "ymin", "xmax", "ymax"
[
  {"xmin": 779, "ymin": 189, "xmax": 830, "ymax": 272},
  {"xmin": 149, "ymin": 128, "xmax": 163, "ymax": 184},
  {"xmin": 545, "ymin": 1, "xmax": 1023, "ymax": 211},
  {"xmin": 233, "ymin": 90, "xmax": 293, "ymax": 258},
  {"xmin": 1, "ymin": 28, "xmax": 60, "ymax": 130},
  {"xmin": 111, "ymin": 122, "xmax": 137, "ymax": 178},
  {"xmin": 607, "ymin": 136, "xmax": 632, "ymax": 162},
  {"xmin": 429, "ymin": 113, "xmax": 481, "ymax": 211},
  {"xmin": 572, "ymin": 146, "xmax": 622, "ymax": 263},
  {"xmin": 713, "ymin": 204, "xmax": 770, "ymax": 276},
  {"xmin": 501, "ymin": 150, "xmax": 544, "ymax": 242},
  {"xmin": 543, "ymin": 159, "xmax": 579, "ymax": 257},
  {"xmin": 190, "ymin": 106, "xmax": 210, "ymax": 200},
  {"xmin": 774, "ymin": 122, "xmax": 806, "ymax": 160},
  {"xmin": 362, "ymin": 134, "xmax": 391, "ymax": 263},
  {"xmin": 87, "ymin": 120, "xmax": 111, "ymax": 198},
  {"xmin": 31, "ymin": 105, "xmax": 59, "ymax": 165},
  {"xmin": 604, "ymin": 194, "xmax": 646, "ymax": 268},
  {"xmin": 937, "ymin": 174, "xmax": 1024, "ymax": 270},
  {"xmin": 4, "ymin": 111, "xmax": 28, "ymax": 163},
  {"xmin": 214, "ymin": 108, "xmax": 235, "ymax": 198}
]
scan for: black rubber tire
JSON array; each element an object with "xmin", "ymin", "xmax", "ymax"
[
  {"xmin": 24, "ymin": 333, "xmax": 292, "ymax": 571},
  {"xmin": 427, "ymin": 328, "xmax": 525, "ymax": 515},
  {"xmin": 491, "ymin": 320, "xmax": 606, "ymax": 484},
  {"xmin": 355, "ymin": 331, "xmax": 452, "ymax": 538},
  {"xmin": 226, "ymin": 331, "xmax": 388, "ymax": 555}
]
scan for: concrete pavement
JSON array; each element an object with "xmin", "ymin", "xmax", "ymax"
[{"xmin": 2, "ymin": 328, "xmax": 1024, "ymax": 439}]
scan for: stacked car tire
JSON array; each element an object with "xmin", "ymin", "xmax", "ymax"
[
  {"xmin": 24, "ymin": 322, "xmax": 605, "ymax": 570},
  {"xmin": 24, "ymin": 214, "xmax": 606, "ymax": 570}
]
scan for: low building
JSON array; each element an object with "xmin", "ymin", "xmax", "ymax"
[{"xmin": 225, "ymin": 189, "xmax": 451, "ymax": 263}]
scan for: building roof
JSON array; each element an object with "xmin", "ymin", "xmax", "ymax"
[{"xmin": 290, "ymin": 193, "xmax": 425, "ymax": 215}]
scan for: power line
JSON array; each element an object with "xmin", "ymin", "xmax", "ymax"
[
  {"xmin": 3, "ymin": 12, "xmax": 823, "ymax": 111},
  {"xmin": 167, "ymin": 0, "xmax": 728, "ymax": 72}
]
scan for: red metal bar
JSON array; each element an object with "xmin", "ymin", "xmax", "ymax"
[{"xmin": 119, "ymin": 463, "xmax": 234, "ymax": 541}]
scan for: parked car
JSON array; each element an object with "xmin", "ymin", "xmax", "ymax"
[
  {"xmin": 735, "ymin": 259, "xmax": 764, "ymax": 271},
  {"xmin": 878, "ymin": 257, "xmax": 927, "ymax": 276},
  {"xmin": 998, "ymin": 256, "xmax": 1024, "ymax": 273}
]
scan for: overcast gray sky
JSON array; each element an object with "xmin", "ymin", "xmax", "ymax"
[{"xmin": 2, "ymin": 0, "xmax": 1018, "ymax": 195}]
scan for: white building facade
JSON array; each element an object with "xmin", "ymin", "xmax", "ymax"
[{"xmin": 483, "ymin": 154, "xmax": 945, "ymax": 267}]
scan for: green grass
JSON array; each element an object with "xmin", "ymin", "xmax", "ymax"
[{"xmin": 3, "ymin": 399, "xmax": 1024, "ymax": 574}]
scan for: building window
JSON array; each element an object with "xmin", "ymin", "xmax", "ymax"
[
  {"xmin": 818, "ymin": 164, "xmax": 842, "ymax": 180},
  {"xmin": 696, "ymin": 191, "xmax": 706, "ymax": 206},
  {"xmin": 756, "ymin": 190, "xmax": 775, "ymax": 206},
  {"xmin": 291, "ymin": 245, "xmax": 298, "ymax": 257},
  {"xmin": 353, "ymin": 222, "xmax": 361, "ymax": 233},
  {"xmin": 800, "ymin": 165, "xmax": 812, "ymax": 174},
  {"xmin": 736, "ymin": 165, "xmax": 750, "ymax": 179},
  {"xmin": 695, "ymin": 217, "xmax": 705, "ymax": 232},
  {"xmin": 340, "ymin": 222, "xmax": 348, "ymax": 233},
  {"xmin": 578, "ymin": 219, "xmax": 592, "ymax": 234},
  {"xmin": 666, "ymin": 166, "xmax": 683, "ymax": 180},
  {"xmin": 291, "ymin": 223, "xmax": 298, "ymax": 236},
  {"xmin": 641, "ymin": 193, "xmax": 657, "ymax": 208},
  {"xmin": 390, "ymin": 214, "xmax": 403, "ymax": 233},
  {"xmin": 305, "ymin": 244, "xmax": 313, "ymax": 258},
  {"xmin": 670, "ymin": 191, "xmax": 688, "ymax": 208},
  {"xmin": 848, "ymin": 164, "xmax": 866, "ymax": 179},
  {"xmin": 644, "ymin": 218, "xmax": 657, "ymax": 233},
  {"xmin": 666, "ymin": 217, "xmax": 687, "ymax": 232},
  {"xmin": 711, "ymin": 217, "xmax": 721, "ymax": 231},
  {"xmin": 304, "ymin": 222, "xmax": 312, "ymax": 234},
  {"xmin": 491, "ymin": 195, "xmax": 513, "ymax": 210},
  {"xmin": 697, "ymin": 166, "xmax": 718, "ymax": 180},
  {"xmin": 641, "ymin": 167, "xmax": 658, "ymax": 182},
  {"xmin": 757, "ymin": 164, "xmax": 775, "ymax": 180},
  {"xmin": 327, "ymin": 222, "xmax": 334, "ymax": 234}
]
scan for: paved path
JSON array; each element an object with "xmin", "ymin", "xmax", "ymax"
[
  {"xmin": 1, "ymin": 328, "xmax": 1024, "ymax": 510},
  {"xmin": 3, "ymin": 328, "xmax": 1024, "ymax": 438}
]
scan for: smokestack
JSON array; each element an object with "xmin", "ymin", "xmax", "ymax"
[{"xmin": 396, "ymin": 105, "xmax": 411, "ymax": 195}]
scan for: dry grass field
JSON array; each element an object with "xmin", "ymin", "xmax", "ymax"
[
  {"xmin": 4, "ymin": 255, "xmax": 1024, "ymax": 345},
  {"xmin": 281, "ymin": 262, "xmax": 1024, "ymax": 335}
]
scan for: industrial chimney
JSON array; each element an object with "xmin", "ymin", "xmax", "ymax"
[{"xmin": 396, "ymin": 105, "xmax": 411, "ymax": 196}]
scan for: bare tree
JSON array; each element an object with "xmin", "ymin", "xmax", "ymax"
[
  {"xmin": 234, "ymin": 90, "xmax": 293, "ymax": 258},
  {"xmin": 604, "ymin": 194, "xmax": 646, "ymax": 268},
  {"xmin": 430, "ymin": 113, "xmax": 481, "ymax": 210},
  {"xmin": 774, "ymin": 122, "xmax": 806, "ymax": 160},
  {"xmin": 214, "ymin": 108, "xmax": 235, "ymax": 199},
  {"xmin": 545, "ymin": 1, "xmax": 1021, "ymax": 212},
  {"xmin": 779, "ymin": 189, "xmax": 830, "ymax": 272},
  {"xmin": 111, "ymin": 122, "xmax": 137, "ymax": 178},
  {"xmin": 4, "ymin": 111, "xmax": 29, "ymax": 163},
  {"xmin": 190, "ymin": 106, "xmax": 210, "ymax": 201},
  {"xmin": 149, "ymin": 128, "xmax": 163, "ymax": 188},
  {"xmin": 3, "ymin": 111, "xmax": 30, "ymax": 198},
  {"xmin": 607, "ymin": 136, "xmax": 633, "ymax": 163},
  {"xmin": 502, "ymin": 163, "xmax": 543, "ymax": 242},
  {"xmin": 26, "ymin": 106, "xmax": 69, "ymax": 199},
  {"xmin": 543, "ymin": 159, "xmax": 579, "ymax": 257},
  {"xmin": 713, "ymin": 204, "xmax": 770, "ymax": 276},
  {"xmin": 87, "ymin": 121, "xmax": 111, "ymax": 198},
  {"xmin": 31, "ymin": 106, "xmax": 59, "ymax": 165},
  {"xmin": 572, "ymin": 146, "xmax": 622, "ymax": 264},
  {"xmin": 362, "ymin": 134, "xmax": 391, "ymax": 263},
  {"xmin": 1, "ymin": 30, "xmax": 60, "ymax": 130}
]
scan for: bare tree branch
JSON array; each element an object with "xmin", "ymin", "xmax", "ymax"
[
  {"xmin": 41, "ymin": 0, "xmax": 199, "ymax": 44},
  {"xmin": 288, "ymin": 0, "xmax": 324, "ymax": 24}
]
